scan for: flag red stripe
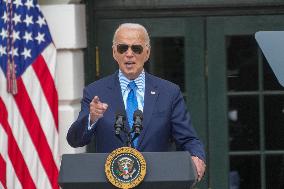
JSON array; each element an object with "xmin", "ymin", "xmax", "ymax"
[
  {"xmin": 0, "ymin": 98, "xmax": 36, "ymax": 189},
  {"xmin": 13, "ymin": 79, "xmax": 59, "ymax": 189},
  {"xmin": 32, "ymin": 55, "xmax": 59, "ymax": 130},
  {"xmin": 0, "ymin": 154, "xmax": 7, "ymax": 189}
]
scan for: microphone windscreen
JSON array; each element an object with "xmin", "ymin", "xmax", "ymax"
[
  {"xmin": 133, "ymin": 109, "xmax": 143, "ymax": 120},
  {"xmin": 116, "ymin": 110, "xmax": 126, "ymax": 119}
]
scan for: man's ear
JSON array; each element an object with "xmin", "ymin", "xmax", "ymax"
[{"xmin": 145, "ymin": 47, "xmax": 150, "ymax": 61}]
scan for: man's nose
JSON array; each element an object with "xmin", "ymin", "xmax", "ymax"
[{"xmin": 125, "ymin": 47, "xmax": 134, "ymax": 56}]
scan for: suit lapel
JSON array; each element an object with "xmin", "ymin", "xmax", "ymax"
[
  {"xmin": 106, "ymin": 72, "xmax": 128, "ymax": 143},
  {"xmin": 107, "ymin": 72, "xmax": 126, "ymax": 115},
  {"xmin": 137, "ymin": 73, "xmax": 159, "ymax": 148}
]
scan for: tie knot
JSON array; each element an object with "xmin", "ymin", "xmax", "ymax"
[{"xmin": 128, "ymin": 81, "xmax": 136, "ymax": 90}]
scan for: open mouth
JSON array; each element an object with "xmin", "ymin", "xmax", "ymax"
[
  {"xmin": 125, "ymin": 61, "xmax": 135, "ymax": 65},
  {"xmin": 125, "ymin": 61, "xmax": 135, "ymax": 68}
]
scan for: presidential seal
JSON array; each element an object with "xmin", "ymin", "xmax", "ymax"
[{"xmin": 105, "ymin": 147, "xmax": 146, "ymax": 189}]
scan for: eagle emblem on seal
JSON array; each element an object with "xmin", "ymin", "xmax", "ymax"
[{"xmin": 116, "ymin": 157, "xmax": 137, "ymax": 180}]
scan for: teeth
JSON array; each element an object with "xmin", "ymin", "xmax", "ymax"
[{"xmin": 125, "ymin": 62, "xmax": 134, "ymax": 68}]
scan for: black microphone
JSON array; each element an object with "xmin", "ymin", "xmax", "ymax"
[
  {"xmin": 114, "ymin": 111, "xmax": 125, "ymax": 136},
  {"xmin": 132, "ymin": 110, "xmax": 143, "ymax": 135}
]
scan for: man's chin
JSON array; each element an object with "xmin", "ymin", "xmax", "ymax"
[
  {"xmin": 121, "ymin": 69, "xmax": 142, "ymax": 80},
  {"xmin": 124, "ymin": 72, "xmax": 137, "ymax": 80}
]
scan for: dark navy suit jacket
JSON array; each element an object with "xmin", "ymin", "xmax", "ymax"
[{"xmin": 67, "ymin": 71, "xmax": 205, "ymax": 161}]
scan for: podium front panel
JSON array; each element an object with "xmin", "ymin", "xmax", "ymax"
[{"xmin": 59, "ymin": 151, "xmax": 196, "ymax": 189}]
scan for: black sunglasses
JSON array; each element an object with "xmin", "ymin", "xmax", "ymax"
[{"xmin": 116, "ymin": 44, "xmax": 144, "ymax": 54}]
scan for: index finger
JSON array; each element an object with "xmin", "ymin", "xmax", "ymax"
[{"xmin": 92, "ymin": 96, "xmax": 100, "ymax": 104}]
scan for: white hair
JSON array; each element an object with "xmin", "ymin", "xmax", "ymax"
[{"xmin": 112, "ymin": 23, "xmax": 150, "ymax": 46}]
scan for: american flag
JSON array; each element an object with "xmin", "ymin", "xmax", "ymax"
[{"xmin": 0, "ymin": 0, "xmax": 59, "ymax": 189}]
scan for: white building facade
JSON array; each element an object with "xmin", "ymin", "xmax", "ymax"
[{"xmin": 40, "ymin": 0, "xmax": 86, "ymax": 155}]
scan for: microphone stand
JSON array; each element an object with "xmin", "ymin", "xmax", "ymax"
[
  {"xmin": 114, "ymin": 110, "xmax": 143, "ymax": 148},
  {"xmin": 126, "ymin": 131, "xmax": 132, "ymax": 148},
  {"xmin": 117, "ymin": 121, "xmax": 142, "ymax": 148}
]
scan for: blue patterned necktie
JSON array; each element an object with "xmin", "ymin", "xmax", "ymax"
[{"xmin": 126, "ymin": 81, "xmax": 138, "ymax": 148}]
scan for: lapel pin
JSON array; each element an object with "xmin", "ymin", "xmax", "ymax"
[{"xmin": 151, "ymin": 91, "xmax": 156, "ymax": 95}]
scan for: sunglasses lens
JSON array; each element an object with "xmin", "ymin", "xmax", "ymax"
[
  {"xmin": 117, "ymin": 44, "xmax": 144, "ymax": 54},
  {"xmin": 117, "ymin": 44, "xmax": 129, "ymax": 54},
  {"xmin": 131, "ymin": 45, "xmax": 143, "ymax": 54}
]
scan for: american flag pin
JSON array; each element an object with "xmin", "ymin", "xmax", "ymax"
[{"xmin": 151, "ymin": 91, "xmax": 156, "ymax": 94}]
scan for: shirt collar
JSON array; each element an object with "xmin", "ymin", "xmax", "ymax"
[{"xmin": 118, "ymin": 69, "xmax": 145, "ymax": 93}]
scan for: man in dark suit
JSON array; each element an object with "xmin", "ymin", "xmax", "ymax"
[{"xmin": 67, "ymin": 23, "xmax": 206, "ymax": 181}]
